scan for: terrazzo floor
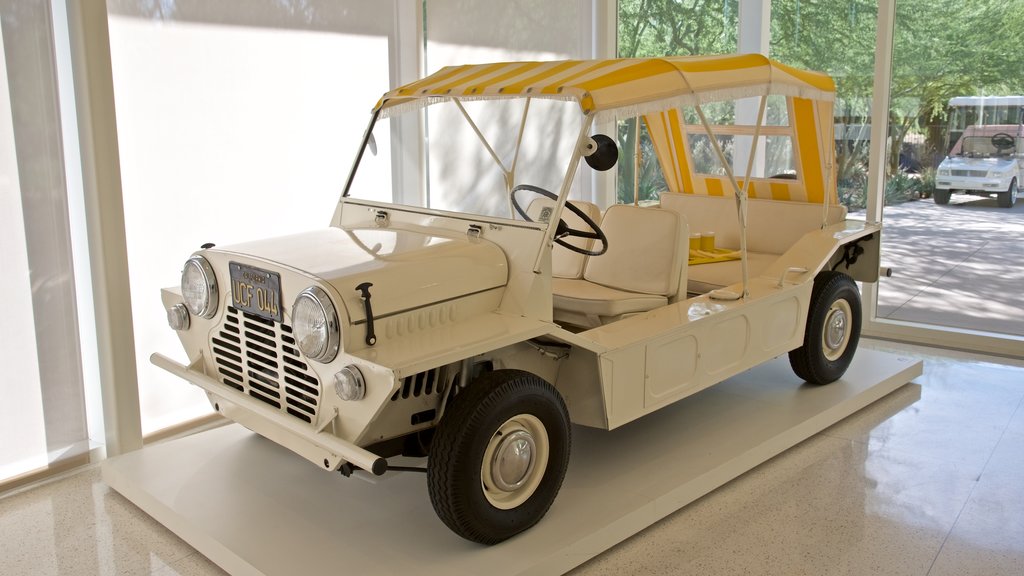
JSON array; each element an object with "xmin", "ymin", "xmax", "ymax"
[{"xmin": 1, "ymin": 340, "xmax": 1022, "ymax": 576}]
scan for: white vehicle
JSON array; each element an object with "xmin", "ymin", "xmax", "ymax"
[
  {"xmin": 155, "ymin": 55, "xmax": 882, "ymax": 544},
  {"xmin": 935, "ymin": 95, "xmax": 1023, "ymax": 208}
]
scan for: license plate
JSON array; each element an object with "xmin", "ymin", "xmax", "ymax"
[{"xmin": 229, "ymin": 262, "xmax": 282, "ymax": 322}]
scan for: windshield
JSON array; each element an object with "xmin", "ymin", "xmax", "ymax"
[
  {"xmin": 947, "ymin": 101, "xmax": 1024, "ymax": 154},
  {"xmin": 344, "ymin": 97, "xmax": 587, "ymax": 221},
  {"xmin": 949, "ymin": 125, "xmax": 1021, "ymax": 158}
]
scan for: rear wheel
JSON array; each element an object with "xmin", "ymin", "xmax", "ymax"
[
  {"xmin": 427, "ymin": 370, "xmax": 570, "ymax": 544},
  {"xmin": 789, "ymin": 271, "xmax": 862, "ymax": 385},
  {"xmin": 933, "ymin": 189, "xmax": 951, "ymax": 205},
  {"xmin": 998, "ymin": 179, "xmax": 1017, "ymax": 208}
]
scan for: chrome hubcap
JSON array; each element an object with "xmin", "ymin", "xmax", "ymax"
[
  {"xmin": 822, "ymin": 299, "xmax": 853, "ymax": 361},
  {"xmin": 491, "ymin": 430, "xmax": 536, "ymax": 491},
  {"xmin": 825, "ymin": 308, "xmax": 847, "ymax": 351},
  {"xmin": 481, "ymin": 414, "xmax": 549, "ymax": 510}
]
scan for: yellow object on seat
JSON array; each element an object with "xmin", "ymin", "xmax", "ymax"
[{"xmin": 688, "ymin": 248, "xmax": 740, "ymax": 266}]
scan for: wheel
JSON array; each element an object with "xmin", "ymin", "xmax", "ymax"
[
  {"xmin": 427, "ymin": 369, "xmax": 571, "ymax": 544},
  {"xmin": 933, "ymin": 189, "xmax": 951, "ymax": 205},
  {"xmin": 998, "ymin": 178, "xmax": 1017, "ymax": 208},
  {"xmin": 789, "ymin": 271, "xmax": 862, "ymax": 385},
  {"xmin": 510, "ymin": 184, "xmax": 608, "ymax": 256}
]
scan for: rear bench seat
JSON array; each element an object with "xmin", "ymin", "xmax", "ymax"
[{"xmin": 659, "ymin": 193, "xmax": 847, "ymax": 294}]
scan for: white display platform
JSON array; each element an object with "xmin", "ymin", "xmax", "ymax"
[{"xmin": 103, "ymin": 349, "xmax": 921, "ymax": 576}]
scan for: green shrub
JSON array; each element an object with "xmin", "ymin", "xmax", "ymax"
[
  {"xmin": 885, "ymin": 170, "xmax": 920, "ymax": 205},
  {"xmin": 917, "ymin": 167, "xmax": 936, "ymax": 199}
]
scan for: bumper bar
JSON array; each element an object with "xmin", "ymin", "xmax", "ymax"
[{"xmin": 151, "ymin": 353, "xmax": 388, "ymax": 475}]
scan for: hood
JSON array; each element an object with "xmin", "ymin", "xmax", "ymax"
[
  {"xmin": 939, "ymin": 156, "xmax": 1017, "ymax": 171},
  {"xmin": 215, "ymin": 227, "xmax": 508, "ymax": 323}
]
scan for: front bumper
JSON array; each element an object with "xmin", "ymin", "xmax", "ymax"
[
  {"xmin": 152, "ymin": 352, "xmax": 388, "ymax": 475},
  {"xmin": 935, "ymin": 175, "xmax": 1012, "ymax": 192}
]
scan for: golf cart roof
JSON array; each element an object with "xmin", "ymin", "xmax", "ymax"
[
  {"xmin": 375, "ymin": 54, "xmax": 835, "ymax": 118},
  {"xmin": 949, "ymin": 96, "xmax": 1024, "ymax": 108}
]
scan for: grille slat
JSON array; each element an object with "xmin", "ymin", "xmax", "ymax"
[
  {"xmin": 284, "ymin": 376, "xmax": 318, "ymax": 397},
  {"xmin": 952, "ymin": 169, "xmax": 987, "ymax": 177},
  {"xmin": 210, "ymin": 307, "xmax": 322, "ymax": 423}
]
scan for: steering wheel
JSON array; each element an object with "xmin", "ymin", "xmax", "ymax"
[
  {"xmin": 991, "ymin": 132, "xmax": 1016, "ymax": 151},
  {"xmin": 511, "ymin": 184, "xmax": 608, "ymax": 256}
]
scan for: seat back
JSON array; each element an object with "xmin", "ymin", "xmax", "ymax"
[
  {"xmin": 527, "ymin": 198, "xmax": 602, "ymax": 279},
  {"xmin": 660, "ymin": 192, "xmax": 846, "ymax": 255},
  {"xmin": 583, "ymin": 204, "xmax": 686, "ymax": 297}
]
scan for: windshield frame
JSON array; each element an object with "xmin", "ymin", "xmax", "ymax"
[{"xmin": 339, "ymin": 95, "xmax": 595, "ymax": 274}]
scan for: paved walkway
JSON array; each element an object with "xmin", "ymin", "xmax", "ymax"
[{"xmin": 869, "ymin": 193, "xmax": 1024, "ymax": 337}]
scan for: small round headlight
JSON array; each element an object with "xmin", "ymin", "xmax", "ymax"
[
  {"xmin": 181, "ymin": 256, "xmax": 218, "ymax": 319},
  {"xmin": 292, "ymin": 286, "xmax": 340, "ymax": 363},
  {"xmin": 334, "ymin": 366, "xmax": 365, "ymax": 401},
  {"xmin": 167, "ymin": 303, "xmax": 190, "ymax": 331}
]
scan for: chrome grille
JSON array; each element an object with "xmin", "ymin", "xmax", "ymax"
[
  {"xmin": 211, "ymin": 306, "xmax": 321, "ymax": 423},
  {"xmin": 951, "ymin": 169, "xmax": 987, "ymax": 177}
]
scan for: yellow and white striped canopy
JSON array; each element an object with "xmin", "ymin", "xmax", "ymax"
[{"xmin": 376, "ymin": 54, "xmax": 834, "ymax": 118}]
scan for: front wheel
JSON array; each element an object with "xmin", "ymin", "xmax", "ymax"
[
  {"xmin": 427, "ymin": 370, "xmax": 571, "ymax": 544},
  {"xmin": 789, "ymin": 271, "xmax": 862, "ymax": 385},
  {"xmin": 933, "ymin": 189, "xmax": 951, "ymax": 205},
  {"xmin": 998, "ymin": 178, "xmax": 1017, "ymax": 208}
]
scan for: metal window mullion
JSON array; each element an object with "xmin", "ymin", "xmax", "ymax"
[{"xmin": 64, "ymin": 0, "xmax": 142, "ymax": 456}]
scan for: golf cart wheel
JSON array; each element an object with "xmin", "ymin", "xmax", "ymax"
[
  {"xmin": 998, "ymin": 178, "xmax": 1017, "ymax": 209},
  {"xmin": 427, "ymin": 369, "xmax": 570, "ymax": 544},
  {"xmin": 933, "ymin": 189, "xmax": 951, "ymax": 205},
  {"xmin": 789, "ymin": 271, "xmax": 862, "ymax": 385}
]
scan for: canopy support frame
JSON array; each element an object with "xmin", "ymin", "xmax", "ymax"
[
  {"xmin": 532, "ymin": 114, "xmax": 595, "ymax": 274},
  {"xmin": 693, "ymin": 94, "xmax": 767, "ymax": 300}
]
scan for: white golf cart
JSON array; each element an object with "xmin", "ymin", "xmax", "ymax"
[
  {"xmin": 935, "ymin": 95, "xmax": 1023, "ymax": 208},
  {"xmin": 154, "ymin": 54, "xmax": 882, "ymax": 544}
]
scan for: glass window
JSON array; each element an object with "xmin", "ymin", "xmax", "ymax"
[
  {"xmin": 771, "ymin": 0, "xmax": 878, "ymax": 212},
  {"xmin": 106, "ymin": 1, "xmax": 396, "ymax": 434},
  {"xmin": 1, "ymin": 0, "xmax": 89, "ymax": 483},
  {"xmin": 876, "ymin": 0, "xmax": 1024, "ymax": 339},
  {"xmin": 616, "ymin": 0, "xmax": 740, "ymax": 204},
  {"xmin": 424, "ymin": 0, "xmax": 584, "ymax": 213}
]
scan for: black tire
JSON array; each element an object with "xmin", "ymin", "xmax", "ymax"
[
  {"xmin": 789, "ymin": 271, "xmax": 862, "ymax": 385},
  {"xmin": 427, "ymin": 369, "xmax": 571, "ymax": 544},
  {"xmin": 933, "ymin": 189, "xmax": 951, "ymax": 205},
  {"xmin": 998, "ymin": 179, "xmax": 1017, "ymax": 208}
]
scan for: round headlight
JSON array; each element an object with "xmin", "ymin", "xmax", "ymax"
[
  {"xmin": 181, "ymin": 256, "xmax": 218, "ymax": 319},
  {"xmin": 292, "ymin": 286, "xmax": 340, "ymax": 363}
]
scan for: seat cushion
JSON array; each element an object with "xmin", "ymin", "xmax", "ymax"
[
  {"xmin": 552, "ymin": 277, "xmax": 667, "ymax": 326},
  {"xmin": 686, "ymin": 251, "xmax": 779, "ymax": 294}
]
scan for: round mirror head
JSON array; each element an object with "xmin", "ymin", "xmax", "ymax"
[{"xmin": 584, "ymin": 134, "xmax": 618, "ymax": 172}]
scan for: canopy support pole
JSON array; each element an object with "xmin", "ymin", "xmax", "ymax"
[
  {"xmin": 819, "ymin": 103, "xmax": 836, "ymax": 228},
  {"xmin": 533, "ymin": 115, "xmax": 594, "ymax": 274},
  {"xmin": 454, "ymin": 98, "xmax": 511, "ymax": 175},
  {"xmin": 633, "ymin": 117, "xmax": 641, "ymax": 205},
  {"xmin": 694, "ymin": 95, "xmax": 767, "ymax": 300},
  {"xmin": 508, "ymin": 97, "xmax": 532, "ymax": 216}
]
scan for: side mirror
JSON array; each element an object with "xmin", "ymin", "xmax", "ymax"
[{"xmin": 581, "ymin": 134, "xmax": 618, "ymax": 171}]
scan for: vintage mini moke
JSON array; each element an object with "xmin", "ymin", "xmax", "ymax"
[{"xmin": 155, "ymin": 54, "xmax": 882, "ymax": 544}]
